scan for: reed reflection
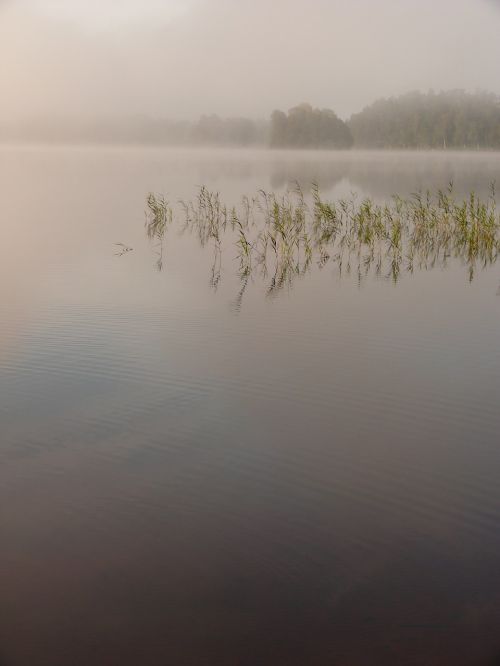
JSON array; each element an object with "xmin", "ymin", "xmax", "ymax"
[{"xmin": 144, "ymin": 184, "xmax": 500, "ymax": 303}]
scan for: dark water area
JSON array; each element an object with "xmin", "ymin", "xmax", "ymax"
[{"xmin": 0, "ymin": 147, "xmax": 499, "ymax": 666}]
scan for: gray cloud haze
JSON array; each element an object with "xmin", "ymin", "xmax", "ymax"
[{"xmin": 1, "ymin": 0, "xmax": 500, "ymax": 121}]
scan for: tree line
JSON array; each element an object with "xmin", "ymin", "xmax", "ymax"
[
  {"xmin": 0, "ymin": 115, "xmax": 267, "ymax": 146},
  {"xmin": 2, "ymin": 90, "xmax": 500, "ymax": 148},
  {"xmin": 270, "ymin": 104, "xmax": 353, "ymax": 149},
  {"xmin": 348, "ymin": 90, "xmax": 500, "ymax": 149},
  {"xmin": 270, "ymin": 91, "xmax": 500, "ymax": 149}
]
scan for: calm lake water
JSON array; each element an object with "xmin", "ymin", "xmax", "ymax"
[{"xmin": 1, "ymin": 147, "xmax": 499, "ymax": 666}]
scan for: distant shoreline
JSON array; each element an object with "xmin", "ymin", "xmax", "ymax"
[
  {"xmin": 3, "ymin": 91, "xmax": 500, "ymax": 151},
  {"xmin": 2, "ymin": 141, "xmax": 500, "ymax": 154}
]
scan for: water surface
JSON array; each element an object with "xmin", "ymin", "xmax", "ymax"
[{"xmin": 1, "ymin": 147, "xmax": 499, "ymax": 666}]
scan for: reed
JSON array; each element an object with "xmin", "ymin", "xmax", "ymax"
[
  {"xmin": 145, "ymin": 193, "xmax": 173, "ymax": 271},
  {"xmin": 145, "ymin": 184, "xmax": 500, "ymax": 290},
  {"xmin": 145, "ymin": 193, "xmax": 172, "ymax": 241}
]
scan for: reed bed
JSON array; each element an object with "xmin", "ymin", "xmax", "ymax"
[{"xmin": 145, "ymin": 183, "xmax": 500, "ymax": 288}]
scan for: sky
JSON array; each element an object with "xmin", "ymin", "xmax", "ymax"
[{"xmin": 1, "ymin": 0, "xmax": 500, "ymax": 122}]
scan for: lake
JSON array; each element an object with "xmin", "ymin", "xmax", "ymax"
[{"xmin": 1, "ymin": 146, "xmax": 499, "ymax": 666}]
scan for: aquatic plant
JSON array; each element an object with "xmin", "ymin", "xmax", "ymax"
[
  {"xmin": 145, "ymin": 193, "xmax": 173, "ymax": 271},
  {"xmin": 144, "ymin": 184, "xmax": 500, "ymax": 293},
  {"xmin": 114, "ymin": 242, "xmax": 133, "ymax": 257},
  {"xmin": 145, "ymin": 193, "xmax": 172, "ymax": 241}
]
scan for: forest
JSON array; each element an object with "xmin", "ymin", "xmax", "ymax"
[
  {"xmin": 347, "ymin": 90, "xmax": 500, "ymax": 149},
  {"xmin": 2, "ymin": 91, "xmax": 500, "ymax": 149},
  {"xmin": 270, "ymin": 104, "xmax": 353, "ymax": 149},
  {"xmin": 269, "ymin": 91, "xmax": 500, "ymax": 149}
]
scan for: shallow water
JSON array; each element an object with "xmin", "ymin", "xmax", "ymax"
[{"xmin": 1, "ymin": 147, "xmax": 499, "ymax": 666}]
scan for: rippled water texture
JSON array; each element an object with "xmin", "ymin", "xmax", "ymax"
[{"xmin": 1, "ymin": 147, "xmax": 500, "ymax": 666}]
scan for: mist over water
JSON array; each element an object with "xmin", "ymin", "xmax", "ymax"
[{"xmin": 2, "ymin": 1, "xmax": 500, "ymax": 665}]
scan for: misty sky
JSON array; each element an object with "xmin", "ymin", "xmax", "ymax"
[{"xmin": 1, "ymin": 0, "xmax": 500, "ymax": 122}]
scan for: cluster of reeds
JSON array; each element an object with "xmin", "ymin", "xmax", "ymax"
[
  {"xmin": 145, "ymin": 193, "xmax": 172, "ymax": 240},
  {"xmin": 145, "ymin": 193, "xmax": 173, "ymax": 271},
  {"xmin": 145, "ymin": 183, "xmax": 500, "ymax": 288}
]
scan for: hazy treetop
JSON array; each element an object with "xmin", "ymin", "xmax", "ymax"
[{"xmin": 1, "ymin": 0, "xmax": 500, "ymax": 122}]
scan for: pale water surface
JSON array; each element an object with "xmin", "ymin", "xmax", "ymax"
[{"xmin": 1, "ymin": 147, "xmax": 499, "ymax": 666}]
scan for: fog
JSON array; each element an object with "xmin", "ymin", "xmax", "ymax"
[{"xmin": 1, "ymin": 0, "xmax": 500, "ymax": 123}]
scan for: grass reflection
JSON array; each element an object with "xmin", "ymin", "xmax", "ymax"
[{"xmin": 145, "ymin": 183, "xmax": 500, "ymax": 295}]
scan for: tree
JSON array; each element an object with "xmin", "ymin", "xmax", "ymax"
[
  {"xmin": 270, "ymin": 104, "xmax": 353, "ymax": 149},
  {"xmin": 270, "ymin": 110, "xmax": 288, "ymax": 147},
  {"xmin": 348, "ymin": 90, "xmax": 500, "ymax": 149}
]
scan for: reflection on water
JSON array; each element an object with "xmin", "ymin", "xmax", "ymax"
[
  {"xmin": 144, "ymin": 184, "xmax": 500, "ymax": 305},
  {"xmin": 114, "ymin": 242, "xmax": 133, "ymax": 256},
  {"xmin": 268, "ymin": 150, "xmax": 500, "ymax": 199},
  {"xmin": 1, "ymin": 146, "xmax": 500, "ymax": 666},
  {"xmin": 176, "ymin": 149, "xmax": 500, "ymax": 201}
]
